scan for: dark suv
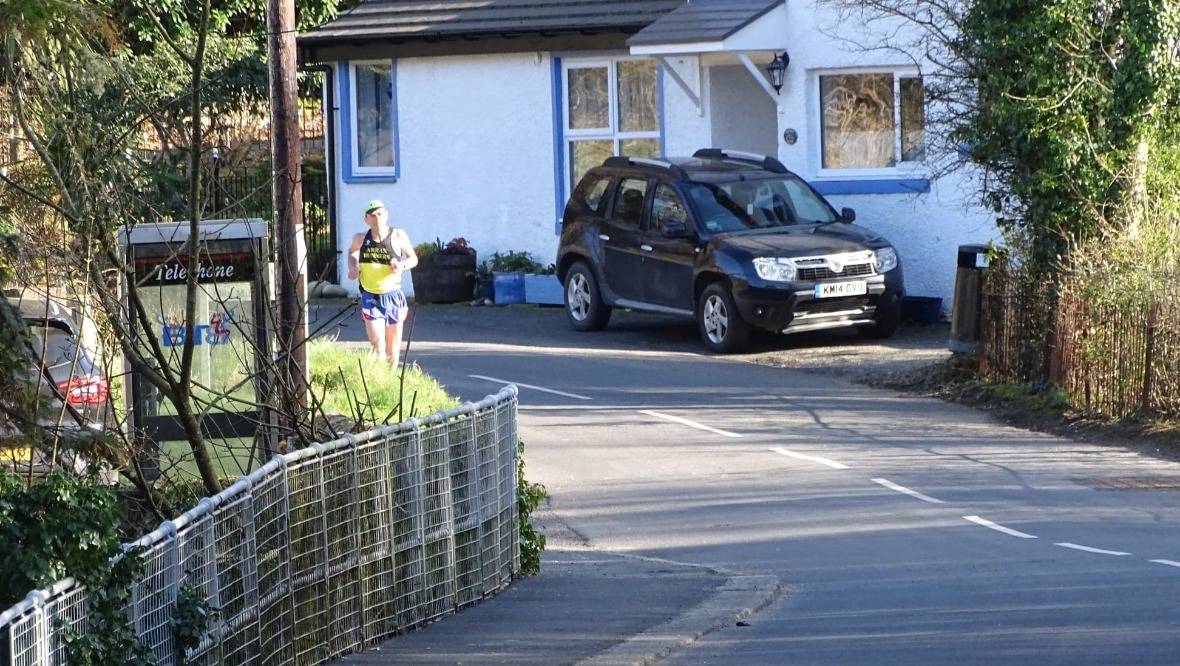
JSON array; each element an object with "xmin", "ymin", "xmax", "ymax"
[{"xmin": 555, "ymin": 149, "xmax": 904, "ymax": 353}]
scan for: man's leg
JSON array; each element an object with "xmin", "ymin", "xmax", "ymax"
[
  {"xmin": 364, "ymin": 317, "xmax": 388, "ymax": 362},
  {"xmin": 385, "ymin": 320, "xmax": 403, "ymax": 367}
]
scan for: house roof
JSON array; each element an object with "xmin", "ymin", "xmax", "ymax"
[
  {"xmin": 626, "ymin": 0, "xmax": 781, "ymax": 48},
  {"xmin": 299, "ymin": 0, "xmax": 684, "ymax": 48}
]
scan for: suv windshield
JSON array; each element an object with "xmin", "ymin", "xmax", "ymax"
[{"xmin": 685, "ymin": 175, "xmax": 839, "ymax": 233}]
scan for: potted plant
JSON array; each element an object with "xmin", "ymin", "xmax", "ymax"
[
  {"xmin": 523, "ymin": 262, "xmax": 562, "ymax": 306},
  {"xmin": 410, "ymin": 237, "xmax": 477, "ymax": 304},
  {"xmin": 486, "ymin": 250, "xmax": 544, "ymax": 305}
]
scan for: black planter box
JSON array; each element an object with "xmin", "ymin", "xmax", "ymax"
[{"xmin": 411, "ymin": 253, "xmax": 477, "ymax": 303}]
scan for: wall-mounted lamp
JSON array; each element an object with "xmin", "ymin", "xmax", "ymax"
[{"xmin": 765, "ymin": 51, "xmax": 790, "ymax": 94}]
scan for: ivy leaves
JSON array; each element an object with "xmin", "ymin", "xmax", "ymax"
[{"xmin": 954, "ymin": 0, "xmax": 1180, "ymax": 266}]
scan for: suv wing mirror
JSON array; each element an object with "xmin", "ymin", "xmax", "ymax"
[{"xmin": 841, "ymin": 207, "xmax": 857, "ymax": 223}]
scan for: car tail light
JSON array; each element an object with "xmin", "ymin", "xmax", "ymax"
[{"xmin": 56, "ymin": 375, "xmax": 110, "ymax": 405}]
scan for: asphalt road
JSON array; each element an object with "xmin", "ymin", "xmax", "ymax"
[{"xmin": 315, "ymin": 301, "xmax": 1180, "ymax": 665}]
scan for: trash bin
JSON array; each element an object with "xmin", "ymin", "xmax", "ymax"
[{"xmin": 949, "ymin": 244, "xmax": 990, "ymax": 354}]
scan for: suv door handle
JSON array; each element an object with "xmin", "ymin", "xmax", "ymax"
[{"xmin": 640, "ymin": 245, "xmax": 653, "ymax": 252}]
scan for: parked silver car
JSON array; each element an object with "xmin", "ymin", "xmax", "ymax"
[{"xmin": 2, "ymin": 296, "xmax": 113, "ymax": 478}]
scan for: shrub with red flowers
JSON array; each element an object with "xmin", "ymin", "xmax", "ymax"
[{"xmin": 444, "ymin": 237, "xmax": 476, "ymax": 256}]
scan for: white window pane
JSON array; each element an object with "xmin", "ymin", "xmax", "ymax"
[
  {"xmin": 617, "ymin": 60, "xmax": 658, "ymax": 133},
  {"xmin": 569, "ymin": 140, "xmax": 614, "ymax": 189},
  {"xmin": 821, "ymin": 74, "xmax": 895, "ymax": 169},
  {"xmin": 900, "ymin": 77, "xmax": 926, "ymax": 162},
  {"xmin": 355, "ymin": 64, "xmax": 394, "ymax": 168},
  {"xmin": 568, "ymin": 67, "xmax": 609, "ymax": 130}
]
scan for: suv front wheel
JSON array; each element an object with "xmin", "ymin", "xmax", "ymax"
[
  {"xmin": 564, "ymin": 261, "xmax": 612, "ymax": 331},
  {"xmin": 698, "ymin": 283, "xmax": 750, "ymax": 353}
]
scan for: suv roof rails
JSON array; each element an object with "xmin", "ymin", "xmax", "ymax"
[
  {"xmin": 692, "ymin": 148, "xmax": 788, "ymax": 174},
  {"xmin": 603, "ymin": 155, "xmax": 689, "ymax": 180}
]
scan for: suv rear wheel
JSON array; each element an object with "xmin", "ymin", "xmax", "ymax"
[
  {"xmin": 564, "ymin": 262, "xmax": 612, "ymax": 331},
  {"xmin": 698, "ymin": 283, "xmax": 750, "ymax": 353}
]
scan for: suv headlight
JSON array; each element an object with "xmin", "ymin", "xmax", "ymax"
[
  {"xmin": 874, "ymin": 247, "xmax": 898, "ymax": 274},
  {"xmin": 752, "ymin": 257, "xmax": 797, "ymax": 282}
]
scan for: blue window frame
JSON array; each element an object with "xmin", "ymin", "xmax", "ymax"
[{"xmin": 341, "ymin": 60, "xmax": 399, "ymax": 183}]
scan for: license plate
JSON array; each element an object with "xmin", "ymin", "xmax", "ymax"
[
  {"xmin": 0, "ymin": 447, "xmax": 33, "ymax": 463},
  {"xmin": 814, "ymin": 280, "xmax": 867, "ymax": 298}
]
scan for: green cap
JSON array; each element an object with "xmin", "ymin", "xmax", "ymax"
[{"xmin": 364, "ymin": 199, "xmax": 386, "ymax": 214}]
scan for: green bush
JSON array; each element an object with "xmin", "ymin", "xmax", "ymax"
[
  {"xmin": 516, "ymin": 440, "xmax": 547, "ymax": 575},
  {"xmin": 487, "ymin": 250, "xmax": 543, "ymax": 274}
]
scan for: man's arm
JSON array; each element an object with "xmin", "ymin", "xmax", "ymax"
[
  {"xmin": 397, "ymin": 229, "xmax": 419, "ymax": 271},
  {"xmin": 346, "ymin": 232, "xmax": 364, "ymax": 280}
]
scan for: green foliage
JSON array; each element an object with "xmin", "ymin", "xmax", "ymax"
[
  {"xmin": 953, "ymin": 0, "xmax": 1180, "ymax": 268},
  {"xmin": 515, "ymin": 440, "xmax": 547, "ymax": 575},
  {"xmin": 170, "ymin": 583, "xmax": 218, "ymax": 664},
  {"xmin": 307, "ymin": 337, "xmax": 459, "ymax": 423},
  {"xmin": 487, "ymin": 250, "xmax": 544, "ymax": 274},
  {"xmin": 0, "ymin": 472, "xmax": 150, "ymax": 664},
  {"xmin": 414, "ymin": 239, "xmax": 444, "ymax": 259}
]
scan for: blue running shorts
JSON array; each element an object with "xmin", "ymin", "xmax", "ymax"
[{"xmin": 360, "ymin": 289, "xmax": 408, "ymax": 325}]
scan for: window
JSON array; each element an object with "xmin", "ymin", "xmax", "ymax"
[
  {"xmin": 564, "ymin": 58, "xmax": 661, "ymax": 190},
  {"xmin": 651, "ymin": 183, "xmax": 687, "ymax": 230},
  {"xmin": 348, "ymin": 61, "xmax": 397, "ymax": 179},
  {"xmin": 819, "ymin": 72, "xmax": 925, "ymax": 170},
  {"xmin": 610, "ymin": 178, "xmax": 649, "ymax": 229},
  {"xmin": 574, "ymin": 174, "xmax": 611, "ymax": 216}
]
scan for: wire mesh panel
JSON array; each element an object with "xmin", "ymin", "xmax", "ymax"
[
  {"xmin": 450, "ymin": 416, "xmax": 483, "ymax": 607},
  {"xmin": 390, "ymin": 428, "xmax": 427, "ymax": 630},
  {"xmin": 355, "ymin": 436, "xmax": 398, "ymax": 645},
  {"xmin": 0, "ymin": 387, "xmax": 520, "ymax": 666},
  {"xmin": 419, "ymin": 422, "xmax": 457, "ymax": 622},
  {"xmin": 497, "ymin": 396, "xmax": 521, "ymax": 576},
  {"xmin": 477, "ymin": 408, "xmax": 505, "ymax": 596},
  {"xmin": 213, "ymin": 491, "xmax": 262, "ymax": 666},
  {"xmin": 320, "ymin": 447, "xmax": 363, "ymax": 662},
  {"xmin": 254, "ymin": 465, "xmax": 294, "ymax": 666},
  {"xmin": 286, "ymin": 455, "xmax": 331, "ymax": 665}
]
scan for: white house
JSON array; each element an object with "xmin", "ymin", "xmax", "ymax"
[{"xmin": 298, "ymin": 0, "xmax": 999, "ymax": 308}]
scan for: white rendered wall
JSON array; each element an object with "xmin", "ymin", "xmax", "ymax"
[
  {"xmin": 333, "ymin": 53, "xmax": 559, "ymax": 297},
  {"xmin": 708, "ymin": 66, "xmax": 778, "ymax": 156}
]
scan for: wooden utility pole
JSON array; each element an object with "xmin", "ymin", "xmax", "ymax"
[{"xmin": 266, "ymin": 0, "xmax": 309, "ymax": 426}]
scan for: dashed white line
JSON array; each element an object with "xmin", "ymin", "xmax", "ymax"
[
  {"xmin": 1055, "ymin": 542, "xmax": 1131, "ymax": 556},
  {"xmin": 467, "ymin": 375, "xmax": 592, "ymax": 400},
  {"xmin": 638, "ymin": 410, "xmax": 742, "ymax": 438},
  {"xmin": 769, "ymin": 447, "xmax": 848, "ymax": 469},
  {"xmin": 1150, "ymin": 559, "xmax": 1180, "ymax": 568},
  {"xmin": 872, "ymin": 478, "xmax": 945, "ymax": 504},
  {"xmin": 963, "ymin": 515, "xmax": 1037, "ymax": 539}
]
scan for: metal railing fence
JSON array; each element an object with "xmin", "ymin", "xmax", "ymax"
[
  {"xmin": 980, "ymin": 258, "xmax": 1180, "ymax": 419},
  {"xmin": 0, "ymin": 386, "xmax": 520, "ymax": 666}
]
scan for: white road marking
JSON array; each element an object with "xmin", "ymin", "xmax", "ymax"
[
  {"xmin": 963, "ymin": 515, "xmax": 1037, "ymax": 539},
  {"xmin": 1150, "ymin": 559, "xmax": 1180, "ymax": 568},
  {"xmin": 638, "ymin": 410, "xmax": 743, "ymax": 438},
  {"xmin": 769, "ymin": 447, "xmax": 848, "ymax": 469},
  {"xmin": 871, "ymin": 478, "xmax": 945, "ymax": 504},
  {"xmin": 467, "ymin": 375, "xmax": 592, "ymax": 400},
  {"xmin": 1055, "ymin": 542, "xmax": 1131, "ymax": 556}
]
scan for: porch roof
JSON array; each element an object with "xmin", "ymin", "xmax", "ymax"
[
  {"xmin": 626, "ymin": 0, "xmax": 784, "ymax": 55},
  {"xmin": 299, "ymin": 0, "xmax": 683, "ymax": 51}
]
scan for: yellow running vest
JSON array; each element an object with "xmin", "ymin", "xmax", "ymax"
[{"xmin": 358, "ymin": 230, "xmax": 405, "ymax": 294}]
